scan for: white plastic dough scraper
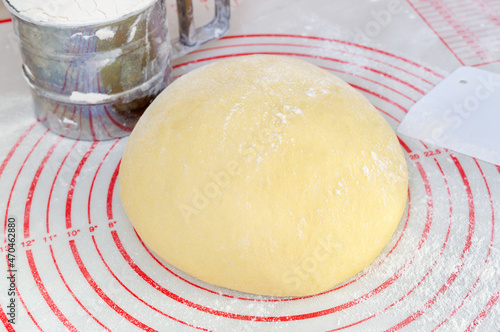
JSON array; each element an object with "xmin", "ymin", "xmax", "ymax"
[{"xmin": 397, "ymin": 66, "xmax": 500, "ymax": 166}]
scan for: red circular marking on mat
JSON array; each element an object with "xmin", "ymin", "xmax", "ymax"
[
  {"xmin": 47, "ymin": 141, "xmax": 145, "ymax": 331},
  {"xmin": 45, "ymin": 136, "xmax": 156, "ymax": 330},
  {"xmin": 44, "ymin": 138, "xmax": 145, "ymax": 330},
  {"xmin": 49, "ymin": 245, "xmax": 111, "ymax": 332},
  {"xmin": 191, "ymin": 41, "xmax": 436, "ymax": 87},
  {"xmin": 83, "ymin": 145, "xmax": 213, "ymax": 330},
  {"xmin": 174, "ymin": 51, "xmax": 416, "ymax": 117},
  {"xmin": 398, "ymin": 137, "xmax": 412, "ymax": 154},
  {"xmin": 0, "ymin": 305, "xmax": 16, "ymax": 332},
  {"xmin": 431, "ymin": 159, "xmax": 496, "ymax": 331},
  {"xmin": 353, "ymin": 84, "xmax": 407, "ymax": 115},
  {"xmin": 88, "ymin": 139, "xmax": 122, "ymax": 225},
  {"xmin": 328, "ymin": 158, "xmax": 453, "ymax": 331},
  {"xmin": 106, "ymin": 161, "xmax": 120, "ymax": 221},
  {"xmin": 65, "ymin": 142, "xmax": 98, "ymax": 230},
  {"xmin": 46, "ymin": 140, "xmax": 79, "ymax": 234},
  {"xmin": 0, "ymin": 121, "xmax": 38, "ymax": 180},
  {"xmin": 419, "ymin": 141, "xmax": 429, "ymax": 150},
  {"xmin": 114, "ymin": 226, "xmax": 408, "ymax": 321},
  {"xmin": 414, "ymin": 162, "xmax": 434, "ymax": 249},
  {"xmin": 26, "ymin": 250, "xmax": 78, "ymax": 331},
  {"xmin": 322, "ymin": 66, "xmax": 417, "ymax": 103},
  {"xmin": 174, "ymin": 51, "xmax": 426, "ymax": 95},
  {"xmin": 219, "ymin": 34, "xmax": 445, "ymax": 79},
  {"xmin": 23, "ymin": 136, "xmax": 64, "ymax": 239},
  {"xmin": 39, "ymin": 138, "xmax": 117, "ymax": 330},
  {"xmin": 465, "ymin": 283, "xmax": 500, "ymax": 332},
  {"xmin": 3, "ymin": 248, "xmax": 45, "ymax": 331},
  {"xmin": 175, "ymin": 48, "xmax": 426, "ymax": 127},
  {"xmin": 4, "ymin": 129, "xmax": 49, "ymax": 237},
  {"xmin": 15, "ymin": 288, "xmax": 44, "ymax": 331},
  {"xmin": 0, "ymin": 121, "xmax": 39, "ymax": 237},
  {"xmin": 69, "ymin": 239, "xmax": 158, "ymax": 331},
  {"xmin": 91, "ymin": 236, "xmax": 212, "ymax": 331},
  {"xmin": 385, "ymin": 154, "xmax": 476, "ymax": 331}
]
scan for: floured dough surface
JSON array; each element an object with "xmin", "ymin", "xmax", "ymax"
[{"xmin": 119, "ymin": 55, "xmax": 408, "ymax": 297}]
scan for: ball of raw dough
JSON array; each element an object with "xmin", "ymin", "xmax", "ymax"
[{"xmin": 119, "ymin": 54, "xmax": 408, "ymax": 297}]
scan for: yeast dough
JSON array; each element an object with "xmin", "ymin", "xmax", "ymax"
[{"xmin": 119, "ymin": 55, "xmax": 408, "ymax": 297}]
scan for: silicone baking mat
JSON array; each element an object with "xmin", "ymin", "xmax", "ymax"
[
  {"xmin": 1, "ymin": 0, "xmax": 499, "ymax": 331},
  {"xmin": 407, "ymin": 0, "xmax": 500, "ymax": 67}
]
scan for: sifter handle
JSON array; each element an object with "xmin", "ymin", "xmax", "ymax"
[{"xmin": 172, "ymin": 0, "xmax": 230, "ymax": 59}]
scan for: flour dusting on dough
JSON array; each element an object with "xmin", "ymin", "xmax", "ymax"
[{"xmin": 119, "ymin": 54, "xmax": 408, "ymax": 298}]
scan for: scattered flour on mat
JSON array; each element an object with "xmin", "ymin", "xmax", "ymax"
[{"xmin": 8, "ymin": 0, "xmax": 155, "ymax": 25}]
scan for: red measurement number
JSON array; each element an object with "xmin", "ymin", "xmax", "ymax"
[
  {"xmin": 424, "ymin": 149, "xmax": 441, "ymax": 157},
  {"xmin": 21, "ymin": 239, "xmax": 35, "ymax": 248},
  {"xmin": 409, "ymin": 149, "xmax": 443, "ymax": 161},
  {"xmin": 67, "ymin": 229, "xmax": 81, "ymax": 237},
  {"xmin": 43, "ymin": 235, "xmax": 57, "ymax": 243}
]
